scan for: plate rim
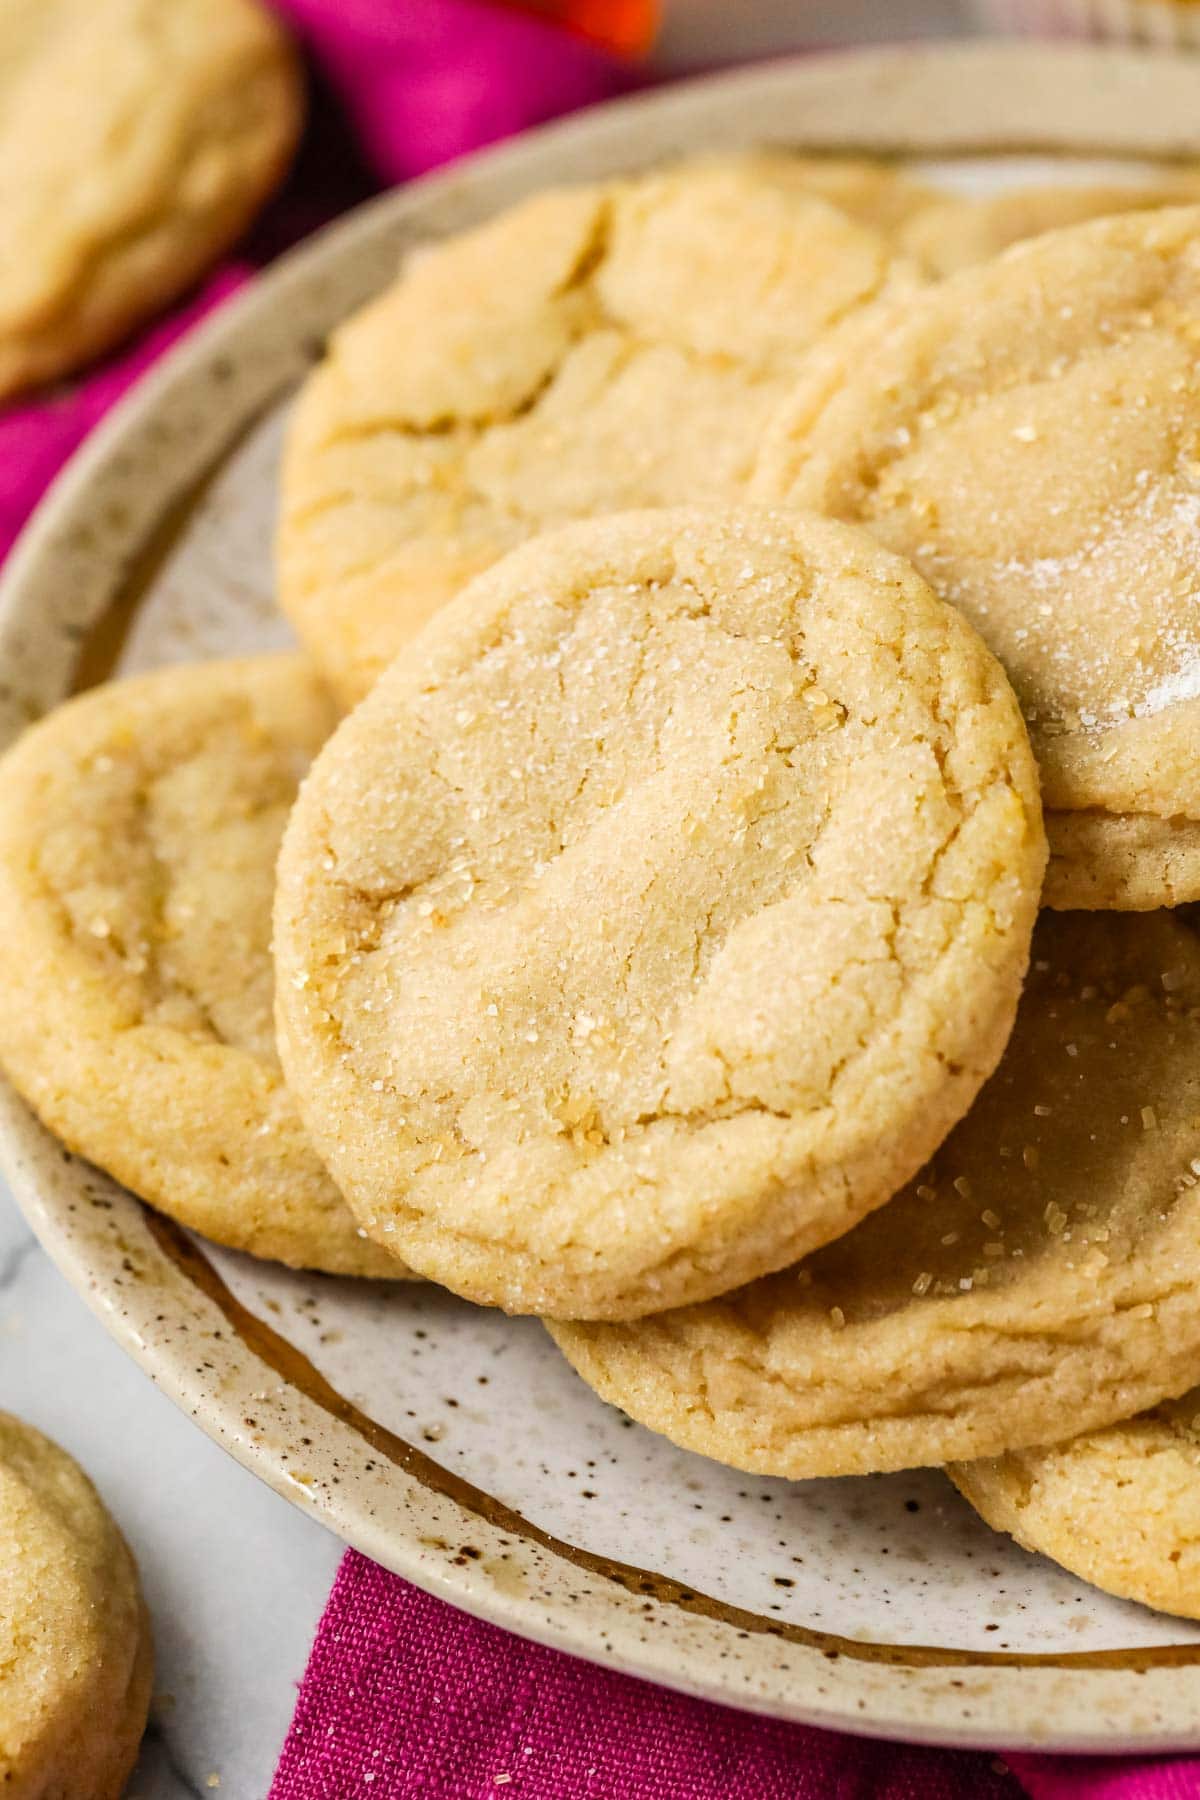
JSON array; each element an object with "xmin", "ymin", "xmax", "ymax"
[{"xmin": 6, "ymin": 38, "xmax": 1200, "ymax": 1752}]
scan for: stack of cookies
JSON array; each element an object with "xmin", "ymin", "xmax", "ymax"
[{"xmin": 7, "ymin": 152, "xmax": 1200, "ymax": 1629}]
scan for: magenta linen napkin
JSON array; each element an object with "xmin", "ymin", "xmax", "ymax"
[
  {"xmin": 273, "ymin": 0, "xmax": 638, "ymax": 180},
  {"xmin": 0, "ymin": 0, "xmax": 635, "ymax": 561},
  {"xmin": 1016, "ymin": 1764, "xmax": 1200, "ymax": 1800},
  {"xmin": 0, "ymin": 269, "xmax": 249, "ymax": 564},
  {"xmin": 3, "ymin": 3, "xmax": 1200, "ymax": 1794},
  {"xmin": 269, "ymin": 1553, "xmax": 1027, "ymax": 1799},
  {"xmin": 267, "ymin": 1555, "xmax": 1200, "ymax": 1800}
]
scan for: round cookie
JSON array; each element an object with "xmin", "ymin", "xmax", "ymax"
[
  {"xmin": 550, "ymin": 910, "xmax": 1200, "ymax": 1474},
  {"xmin": 0, "ymin": 1412, "xmax": 152, "ymax": 1800},
  {"xmin": 901, "ymin": 170, "xmax": 1200, "ymax": 276},
  {"xmin": 278, "ymin": 161, "xmax": 919, "ymax": 702},
  {"xmin": 753, "ymin": 205, "xmax": 1200, "ymax": 910},
  {"xmin": 0, "ymin": 655, "xmax": 403, "ymax": 1278},
  {"xmin": 0, "ymin": 0, "xmax": 301, "ymax": 399},
  {"xmin": 950, "ymin": 1391, "xmax": 1200, "ymax": 1622},
  {"xmin": 274, "ymin": 507, "xmax": 1045, "ymax": 1320}
]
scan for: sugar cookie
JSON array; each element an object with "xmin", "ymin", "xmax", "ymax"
[
  {"xmin": 902, "ymin": 171, "xmax": 1200, "ymax": 275},
  {"xmin": 755, "ymin": 206, "xmax": 1200, "ymax": 909},
  {"xmin": 0, "ymin": 0, "xmax": 301, "ymax": 398},
  {"xmin": 275, "ymin": 507, "xmax": 1043, "ymax": 1319},
  {"xmin": 950, "ymin": 1392, "xmax": 1200, "ymax": 1623},
  {"xmin": 0, "ymin": 1413, "xmax": 152, "ymax": 1800},
  {"xmin": 551, "ymin": 912, "xmax": 1200, "ymax": 1471},
  {"xmin": 0, "ymin": 656, "xmax": 403, "ymax": 1277},
  {"xmin": 278, "ymin": 163, "xmax": 918, "ymax": 701}
]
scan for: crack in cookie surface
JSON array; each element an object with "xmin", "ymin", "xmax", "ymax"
[
  {"xmin": 0, "ymin": 655, "xmax": 402, "ymax": 1277},
  {"xmin": 552, "ymin": 910, "xmax": 1200, "ymax": 1470},
  {"xmin": 278, "ymin": 163, "xmax": 921, "ymax": 701},
  {"xmin": 275, "ymin": 507, "xmax": 1044, "ymax": 1320},
  {"xmin": 754, "ymin": 206, "xmax": 1200, "ymax": 909}
]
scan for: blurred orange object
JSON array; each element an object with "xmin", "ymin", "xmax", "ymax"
[{"xmin": 495, "ymin": 0, "xmax": 660, "ymax": 55}]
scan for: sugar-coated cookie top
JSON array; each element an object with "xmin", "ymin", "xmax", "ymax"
[
  {"xmin": 552, "ymin": 910, "xmax": 1200, "ymax": 1473},
  {"xmin": 279, "ymin": 162, "xmax": 920, "ymax": 701},
  {"xmin": 755, "ymin": 206, "xmax": 1200, "ymax": 908},
  {"xmin": 275, "ymin": 506, "xmax": 1044, "ymax": 1321},
  {"xmin": 0, "ymin": 656, "xmax": 400, "ymax": 1277}
]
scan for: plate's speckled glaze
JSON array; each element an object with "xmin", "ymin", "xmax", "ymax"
[{"xmin": 8, "ymin": 42, "xmax": 1200, "ymax": 1752}]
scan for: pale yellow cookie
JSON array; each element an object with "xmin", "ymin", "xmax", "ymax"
[
  {"xmin": 950, "ymin": 1392, "xmax": 1200, "ymax": 1622},
  {"xmin": 0, "ymin": 0, "xmax": 302, "ymax": 399},
  {"xmin": 754, "ymin": 206, "xmax": 1200, "ymax": 910},
  {"xmin": 0, "ymin": 656, "xmax": 404, "ymax": 1277},
  {"xmin": 551, "ymin": 911, "xmax": 1200, "ymax": 1474},
  {"xmin": 682, "ymin": 150, "xmax": 941, "ymax": 236},
  {"xmin": 678, "ymin": 157, "xmax": 1200, "ymax": 277},
  {"xmin": 901, "ymin": 171, "xmax": 1200, "ymax": 275},
  {"xmin": 274, "ymin": 507, "xmax": 1044, "ymax": 1321},
  {"xmin": 0, "ymin": 1413, "xmax": 152, "ymax": 1800},
  {"xmin": 278, "ymin": 163, "xmax": 919, "ymax": 702}
]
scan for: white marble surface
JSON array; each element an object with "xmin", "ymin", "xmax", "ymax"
[{"xmin": 0, "ymin": 1182, "xmax": 342, "ymax": 1798}]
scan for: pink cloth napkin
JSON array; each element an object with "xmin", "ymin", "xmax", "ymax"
[
  {"xmin": 0, "ymin": 269, "xmax": 250, "ymax": 565},
  {"xmin": 267, "ymin": 1557, "xmax": 1200, "ymax": 1799},
  {"xmin": 0, "ymin": 0, "xmax": 636, "ymax": 563},
  {"xmin": 3, "ymin": 3, "xmax": 1200, "ymax": 1794},
  {"xmin": 269, "ymin": 1554, "xmax": 1028, "ymax": 1798},
  {"xmin": 275, "ymin": 0, "xmax": 639, "ymax": 179}
]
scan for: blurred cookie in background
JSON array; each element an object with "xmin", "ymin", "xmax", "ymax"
[
  {"xmin": 901, "ymin": 168, "xmax": 1200, "ymax": 274},
  {"xmin": 0, "ymin": 0, "xmax": 303, "ymax": 400},
  {"xmin": 966, "ymin": 0, "xmax": 1200, "ymax": 51},
  {"xmin": 755, "ymin": 205, "xmax": 1200, "ymax": 910},
  {"xmin": 278, "ymin": 160, "xmax": 922, "ymax": 702}
]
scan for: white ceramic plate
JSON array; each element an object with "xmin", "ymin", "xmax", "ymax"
[{"xmin": 7, "ymin": 42, "xmax": 1200, "ymax": 1753}]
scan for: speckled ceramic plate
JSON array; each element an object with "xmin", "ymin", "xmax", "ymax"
[{"xmin": 8, "ymin": 41, "xmax": 1200, "ymax": 1754}]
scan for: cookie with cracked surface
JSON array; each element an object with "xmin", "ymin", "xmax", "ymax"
[
  {"xmin": 950, "ymin": 1390, "xmax": 1200, "ymax": 1622},
  {"xmin": 900, "ymin": 170, "xmax": 1200, "ymax": 276},
  {"xmin": 753, "ymin": 206, "xmax": 1200, "ymax": 910},
  {"xmin": 550, "ymin": 911, "xmax": 1200, "ymax": 1473},
  {"xmin": 0, "ymin": 655, "xmax": 404, "ymax": 1277},
  {"xmin": 0, "ymin": 1412, "xmax": 152, "ymax": 1800},
  {"xmin": 0, "ymin": 0, "xmax": 301, "ymax": 399},
  {"xmin": 278, "ymin": 162, "xmax": 919, "ymax": 703},
  {"xmin": 274, "ymin": 507, "xmax": 1044, "ymax": 1321}
]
